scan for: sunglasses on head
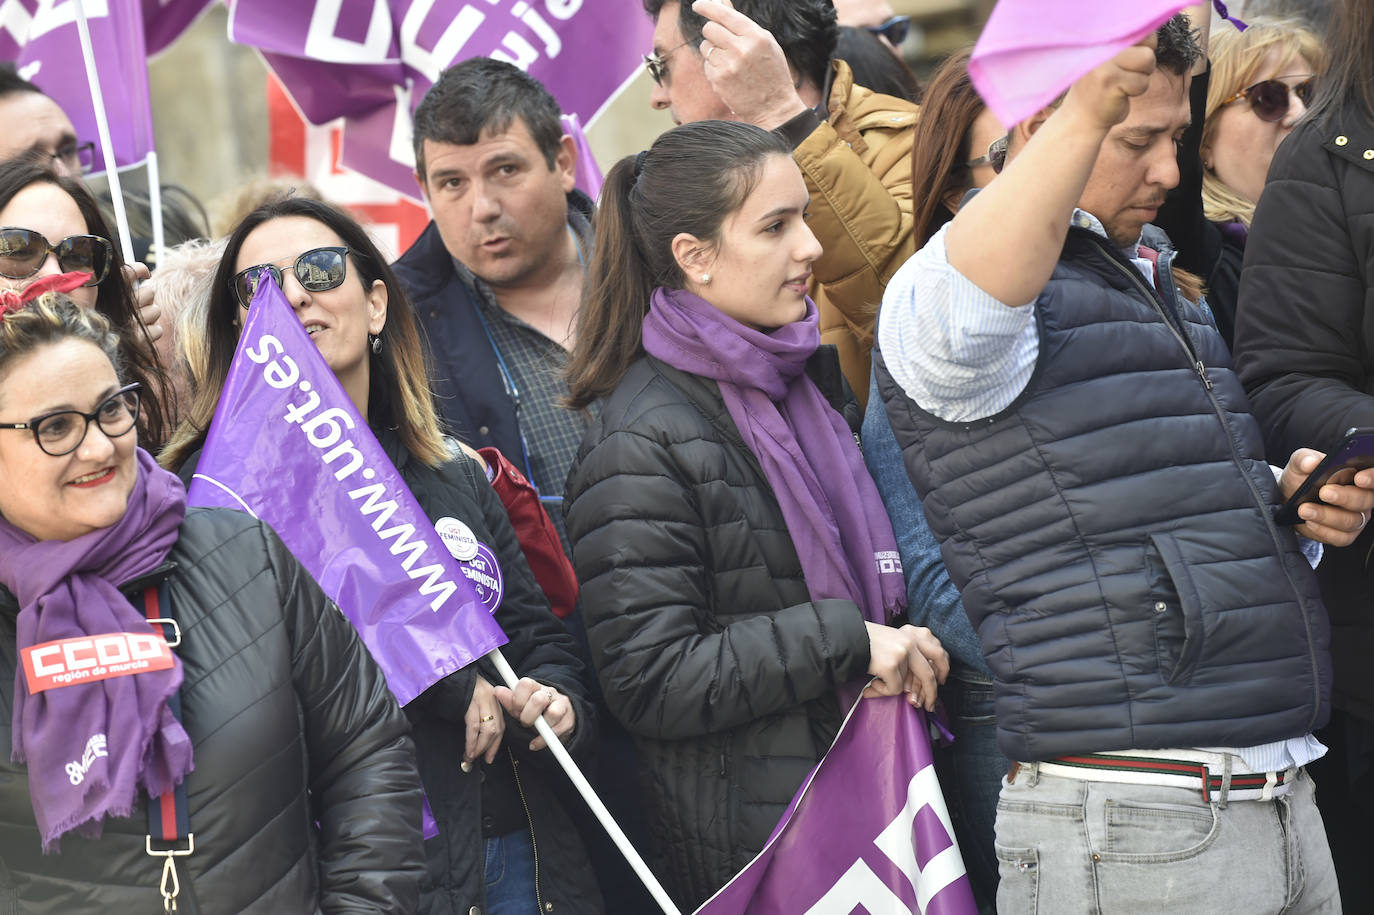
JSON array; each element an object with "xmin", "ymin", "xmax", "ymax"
[
  {"xmin": 865, "ymin": 15, "xmax": 911, "ymax": 46},
  {"xmin": 965, "ymin": 134, "xmax": 1010, "ymax": 174},
  {"xmin": 231, "ymin": 246, "xmax": 359, "ymax": 309},
  {"xmin": 1222, "ymin": 76, "xmax": 1314, "ymax": 122},
  {"xmin": 0, "ymin": 227, "xmax": 112, "ymax": 286}
]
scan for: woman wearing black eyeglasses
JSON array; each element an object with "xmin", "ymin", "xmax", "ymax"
[
  {"xmin": 162, "ymin": 193, "xmax": 603, "ymax": 915},
  {"xmin": 0, "ymin": 159, "xmax": 172, "ymax": 446},
  {"xmin": 0, "ymin": 290, "xmax": 425, "ymax": 911}
]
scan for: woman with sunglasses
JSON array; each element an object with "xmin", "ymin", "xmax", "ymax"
[
  {"xmin": 1236, "ymin": 0, "xmax": 1374, "ymax": 903},
  {"xmin": 162, "ymin": 194, "xmax": 603, "ymax": 915},
  {"xmin": 563, "ymin": 120, "xmax": 948, "ymax": 911},
  {"xmin": 0, "ymin": 159, "xmax": 171, "ymax": 446},
  {"xmin": 0, "ymin": 289, "xmax": 425, "ymax": 911},
  {"xmin": 1154, "ymin": 15, "xmax": 1321, "ymax": 348}
]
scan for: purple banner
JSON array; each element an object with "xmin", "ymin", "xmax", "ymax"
[
  {"xmin": 229, "ymin": 0, "xmax": 644, "ymax": 197},
  {"xmin": 143, "ymin": 0, "xmax": 216, "ymax": 56},
  {"xmin": 969, "ymin": 0, "xmax": 1187, "ymax": 128},
  {"xmin": 695, "ymin": 697, "xmax": 979, "ymax": 915},
  {"xmin": 0, "ymin": 0, "xmax": 156, "ymax": 171},
  {"xmin": 187, "ymin": 272, "xmax": 508, "ymax": 707}
]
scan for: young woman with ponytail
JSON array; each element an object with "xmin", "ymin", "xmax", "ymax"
[{"xmin": 562, "ymin": 120, "xmax": 948, "ymax": 910}]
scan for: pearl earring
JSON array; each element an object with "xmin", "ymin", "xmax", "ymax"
[{"xmin": 700, "ymin": 273, "xmax": 711, "ymax": 284}]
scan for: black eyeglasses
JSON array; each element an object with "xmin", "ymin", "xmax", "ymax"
[
  {"xmin": 50, "ymin": 141, "xmax": 96, "ymax": 176},
  {"xmin": 643, "ymin": 39, "xmax": 692, "ymax": 86},
  {"xmin": 0, "ymin": 383, "xmax": 141, "ymax": 457},
  {"xmin": 1222, "ymin": 76, "xmax": 1314, "ymax": 123},
  {"xmin": 0, "ymin": 227, "xmax": 112, "ymax": 286},
  {"xmin": 231, "ymin": 246, "xmax": 357, "ymax": 309},
  {"xmin": 866, "ymin": 15, "xmax": 911, "ymax": 46},
  {"xmin": 965, "ymin": 134, "xmax": 1010, "ymax": 174}
]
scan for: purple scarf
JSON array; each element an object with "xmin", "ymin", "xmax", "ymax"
[
  {"xmin": 642, "ymin": 287, "xmax": 906, "ymax": 624},
  {"xmin": 0, "ymin": 449, "xmax": 191, "ymax": 851}
]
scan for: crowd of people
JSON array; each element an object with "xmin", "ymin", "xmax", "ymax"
[{"xmin": 0, "ymin": 0, "xmax": 1371, "ymax": 913}]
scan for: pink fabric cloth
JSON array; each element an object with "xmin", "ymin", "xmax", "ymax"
[{"xmin": 969, "ymin": 0, "xmax": 1188, "ymax": 128}]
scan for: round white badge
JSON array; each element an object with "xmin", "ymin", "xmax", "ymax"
[{"xmin": 434, "ymin": 517, "xmax": 480, "ymax": 561}]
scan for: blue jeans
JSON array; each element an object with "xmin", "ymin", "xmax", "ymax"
[
  {"xmin": 483, "ymin": 829, "xmax": 540, "ymax": 915},
  {"xmin": 935, "ymin": 670, "xmax": 1007, "ymax": 915},
  {"xmin": 995, "ymin": 765, "xmax": 1339, "ymax": 914}
]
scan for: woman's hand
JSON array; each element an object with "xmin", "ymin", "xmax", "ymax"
[
  {"xmin": 863, "ymin": 622, "xmax": 950, "ymax": 711},
  {"xmin": 464, "ymin": 675, "xmax": 505, "ymax": 766},
  {"xmin": 123, "ymin": 262, "xmax": 162, "ymax": 343},
  {"xmin": 494, "ymin": 677, "xmax": 576, "ymax": 751}
]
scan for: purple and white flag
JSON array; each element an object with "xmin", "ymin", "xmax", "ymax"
[
  {"xmin": 695, "ymin": 697, "xmax": 979, "ymax": 915},
  {"xmin": 0, "ymin": 0, "xmax": 156, "ymax": 171},
  {"xmin": 228, "ymin": 0, "xmax": 645, "ymax": 197},
  {"xmin": 969, "ymin": 0, "xmax": 1187, "ymax": 128},
  {"xmin": 187, "ymin": 273, "xmax": 508, "ymax": 707}
]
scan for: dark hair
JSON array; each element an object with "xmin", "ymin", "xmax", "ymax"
[
  {"xmin": 1155, "ymin": 13, "xmax": 1204, "ymax": 76},
  {"xmin": 94, "ymin": 183, "xmax": 211, "ymax": 262},
  {"xmin": 0, "ymin": 63, "xmax": 42, "ymax": 99},
  {"xmin": 909, "ymin": 48, "xmax": 985, "ymax": 248},
  {"xmin": 412, "ymin": 57, "xmax": 564, "ymax": 181},
  {"xmin": 0, "ymin": 159, "xmax": 170, "ymax": 447},
  {"xmin": 160, "ymin": 194, "xmax": 449, "ymax": 473},
  {"xmin": 642, "ymin": 0, "xmax": 839, "ymax": 93},
  {"xmin": 835, "ymin": 26, "xmax": 921, "ymax": 103},
  {"xmin": 1306, "ymin": 0, "xmax": 1374, "ymax": 123},
  {"xmin": 565, "ymin": 121, "xmax": 789, "ymax": 410}
]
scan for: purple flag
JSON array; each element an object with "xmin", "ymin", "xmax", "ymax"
[
  {"xmin": 0, "ymin": 0, "xmax": 156, "ymax": 171},
  {"xmin": 187, "ymin": 273, "xmax": 508, "ymax": 707},
  {"xmin": 143, "ymin": 0, "xmax": 216, "ymax": 56},
  {"xmin": 695, "ymin": 696, "xmax": 979, "ymax": 915},
  {"xmin": 969, "ymin": 0, "xmax": 1187, "ymax": 128},
  {"xmin": 229, "ymin": 0, "xmax": 643, "ymax": 198}
]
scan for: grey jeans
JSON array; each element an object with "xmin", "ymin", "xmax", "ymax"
[{"xmin": 994, "ymin": 764, "xmax": 1340, "ymax": 914}]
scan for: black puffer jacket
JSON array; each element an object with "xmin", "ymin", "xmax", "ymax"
[
  {"xmin": 382, "ymin": 433, "xmax": 603, "ymax": 915},
  {"xmin": 0, "ymin": 508, "xmax": 424, "ymax": 914},
  {"xmin": 1235, "ymin": 98, "xmax": 1374, "ymax": 721},
  {"xmin": 563, "ymin": 353, "xmax": 872, "ymax": 911}
]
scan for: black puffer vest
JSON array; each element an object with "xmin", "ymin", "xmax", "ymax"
[{"xmin": 876, "ymin": 227, "xmax": 1331, "ymax": 762}]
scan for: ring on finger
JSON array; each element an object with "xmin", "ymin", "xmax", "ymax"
[
  {"xmin": 480, "ymin": 714, "xmax": 496, "ymax": 723},
  {"xmin": 542, "ymin": 688, "xmax": 556, "ymax": 702},
  {"xmin": 705, "ymin": 44, "xmax": 717, "ymax": 62}
]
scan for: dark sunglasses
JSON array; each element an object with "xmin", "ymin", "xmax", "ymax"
[
  {"xmin": 0, "ymin": 227, "xmax": 112, "ymax": 286},
  {"xmin": 1221, "ymin": 76, "xmax": 1314, "ymax": 122},
  {"xmin": 231, "ymin": 246, "xmax": 358, "ymax": 309},
  {"xmin": 0, "ymin": 382, "xmax": 140, "ymax": 457},
  {"xmin": 643, "ymin": 39, "xmax": 692, "ymax": 86},
  {"xmin": 865, "ymin": 15, "xmax": 911, "ymax": 46},
  {"xmin": 965, "ymin": 134, "xmax": 1010, "ymax": 174}
]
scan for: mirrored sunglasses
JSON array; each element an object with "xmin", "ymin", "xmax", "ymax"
[
  {"xmin": 966, "ymin": 134, "xmax": 1010, "ymax": 174},
  {"xmin": 0, "ymin": 227, "xmax": 112, "ymax": 286},
  {"xmin": 866, "ymin": 15, "xmax": 911, "ymax": 46},
  {"xmin": 231, "ymin": 246, "xmax": 355, "ymax": 309},
  {"xmin": 1223, "ymin": 77, "xmax": 1314, "ymax": 123}
]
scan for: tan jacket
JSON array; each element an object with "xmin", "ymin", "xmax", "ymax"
[{"xmin": 794, "ymin": 60, "xmax": 918, "ymax": 406}]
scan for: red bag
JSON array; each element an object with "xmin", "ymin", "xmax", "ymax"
[{"xmin": 478, "ymin": 447, "xmax": 579, "ymax": 618}]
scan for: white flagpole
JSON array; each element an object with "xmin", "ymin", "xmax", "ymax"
[
  {"xmin": 486, "ymin": 648, "xmax": 683, "ymax": 915},
  {"xmin": 71, "ymin": 0, "xmax": 136, "ymax": 265},
  {"xmin": 146, "ymin": 151, "xmax": 165, "ymax": 266}
]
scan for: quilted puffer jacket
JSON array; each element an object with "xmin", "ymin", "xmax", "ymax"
[
  {"xmin": 792, "ymin": 59, "xmax": 918, "ymax": 406},
  {"xmin": 563, "ymin": 351, "xmax": 872, "ymax": 911},
  {"xmin": 1235, "ymin": 98, "xmax": 1374, "ymax": 721},
  {"xmin": 0, "ymin": 508, "xmax": 425, "ymax": 913}
]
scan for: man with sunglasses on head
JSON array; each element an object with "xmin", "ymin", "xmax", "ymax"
[
  {"xmin": 832, "ymin": 0, "xmax": 911, "ymax": 57},
  {"xmin": 643, "ymin": 0, "xmax": 917, "ymax": 407},
  {"xmin": 874, "ymin": 12, "xmax": 1374, "ymax": 913}
]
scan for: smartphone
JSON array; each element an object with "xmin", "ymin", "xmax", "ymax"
[{"xmin": 1275, "ymin": 427, "xmax": 1374, "ymax": 525}]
